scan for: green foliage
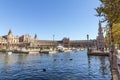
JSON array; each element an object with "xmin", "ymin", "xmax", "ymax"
[
  {"xmin": 105, "ymin": 23, "xmax": 120, "ymax": 44},
  {"xmin": 112, "ymin": 23, "xmax": 120, "ymax": 44},
  {"xmin": 96, "ymin": 0, "xmax": 120, "ymax": 47},
  {"xmin": 96, "ymin": 0, "xmax": 120, "ymax": 23}
]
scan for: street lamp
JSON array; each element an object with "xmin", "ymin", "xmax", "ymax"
[
  {"xmin": 53, "ymin": 35, "xmax": 55, "ymax": 42},
  {"xmin": 87, "ymin": 34, "xmax": 89, "ymax": 50},
  {"xmin": 53, "ymin": 34, "xmax": 55, "ymax": 50}
]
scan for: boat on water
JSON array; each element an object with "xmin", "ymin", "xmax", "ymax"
[
  {"xmin": 80, "ymin": 48, "xmax": 85, "ymax": 51},
  {"xmin": 57, "ymin": 45, "xmax": 72, "ymax": 53},
  {"xmin": 63, "ymin": 48, "xmax": 72, "ymax": 53},
  {"xmin": 49, "ymin": 50, "xmax": 57, "ymax": 54},
  {"xmin": 7, "ymin": 51, "xmax": 12, "ymax": 55},
  {"xmin": 64, "ymin": 49, "xmax": 72, "ymax": 53},
  {"xmin": 49, "ymin": 48, "xmax": 57, "ymax": 54}
]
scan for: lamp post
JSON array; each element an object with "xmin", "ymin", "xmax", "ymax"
[
  {"xmin": 53, "ymin": 34, "xmax": 55, "ymax": 50},
  {"xmin": 87, "ymin": 34, "xmax": 89, "ymax": 50},
  {"xmin": 87, "ymin": 34, "xmax": 89, "ymax": 49}
]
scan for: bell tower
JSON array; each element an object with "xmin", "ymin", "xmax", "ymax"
[
  {"xmin": 34, "ymin": 34, "xmax": 37, "ymax": 40},
  {"xmin": 8, "ymin": 29, "xmax": 12, "ymax": 36}
]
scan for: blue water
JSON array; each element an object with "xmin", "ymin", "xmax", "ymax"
[{"xmin": 0, "ymin": 51, "xmax": 111, "ymax": 80}]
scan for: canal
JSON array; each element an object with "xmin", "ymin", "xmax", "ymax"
[{"xmin": 0, "ymin": 51, "xmax": 111, "ymax": 80}]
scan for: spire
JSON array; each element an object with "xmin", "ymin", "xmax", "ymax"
[
  {"xmin": 34, "ymin": 34, "xmax": 37, "ymax": 39},
  {"xmin": 87, "ymin": 34, "xmax": 89, "ymax": 40},
  {"xmin": 98, "ymin": 20, "xmax": 102, "ymax": 33},
  {"xmin": 8, "ymin": 29, "xmax": 12, "ymax": 35},
  {"xmin": 99, "ymin": 20, "xmax": 101, "ymax": 27}
]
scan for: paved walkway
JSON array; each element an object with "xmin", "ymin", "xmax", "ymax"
[
  {"xmin": 116, "ymin": 53, "xmax": 120, "ymax": 80},
  {"xmin": 117, "ymin": 54, "xmax": 120, "ymax": 72}
]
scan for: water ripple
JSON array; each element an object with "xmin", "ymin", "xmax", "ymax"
[{"xmin": 0, "ymin": 51, "xmax": 111, "ymax": 80}]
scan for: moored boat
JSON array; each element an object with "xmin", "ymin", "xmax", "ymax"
[
  {"xmin": 49, "ymin": 50, "xmax": 57, "ymax": 54},
  {"xmin": 7, "ymin": 51, "xmax": 12, "ymax": 55},
  {"xmin": 63, "ymin": 48, "xmax": 72, "ymax": 53}
]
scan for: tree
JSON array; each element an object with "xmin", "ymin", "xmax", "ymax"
[
  {"xmin": 112, "ymin": 24, "xmax": 120, "ymax": 44},
  {"xmin": 96, "ymin": 0, "xmax": 120, "ymax": 51},
  {"xmin": 96, "ymin": 0, "xmax": 120, "ymax": 23},
  {"xmin": 105, "ymin": 23, "xmax": 120, "ymax": 45},
  {"xmin": 97, "ymin": 1, "xmax": 120, "ymax": 74}
]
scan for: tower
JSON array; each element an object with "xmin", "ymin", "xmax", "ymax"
[
  {"xmin": 98, "ymin": 20, "xmax": 103, "ymax": 37},
  {"xmin": 32, "ymin": 34, "xmax": 38, "ymax": 47},
  {"xmin": 8, "ymin": 29, "xmax": 12, "ymax": 36},
  {"xmin": 34, "ymin": 34, "xmax": 37, "ymax": 40},
  {"xmin": 96, "ymin": 21, "xmax": 105, "ymax": 51},
  {"xmin": 87, "ymin": 34, "xmax": 89, "ymax": 40},
  {"xmin": 7, "ymin": 29, "xmax": 13, "ymax": 42}
]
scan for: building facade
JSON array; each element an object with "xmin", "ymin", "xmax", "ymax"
[
  {"xmin": 0, "ymin": 29, "xmax": 96, "ymax": 50},
  {"xmin": 0, "ymin": 29, "xmax": 38, "ymax": 50},
  {"xmin": 37, "ymin": 38, "xmax": 96, "ymax": 49}
]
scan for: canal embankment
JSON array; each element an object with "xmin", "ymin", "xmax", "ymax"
[{"xmin": 87, "ymin": 49, "xmax": 109, "ymax": 56}]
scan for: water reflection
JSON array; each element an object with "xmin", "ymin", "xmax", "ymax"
[
  {"xmin": 0, "ymin": 51, "xmax": 111, "ymax": 80},
  {"xmin": 88, "ymin": 55, "xmax": 111, "ymax": 80}
]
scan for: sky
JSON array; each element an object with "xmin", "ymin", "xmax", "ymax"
[{"xmin": 0, "ymin": 0, "xmax": 101, "ymax": 40}]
